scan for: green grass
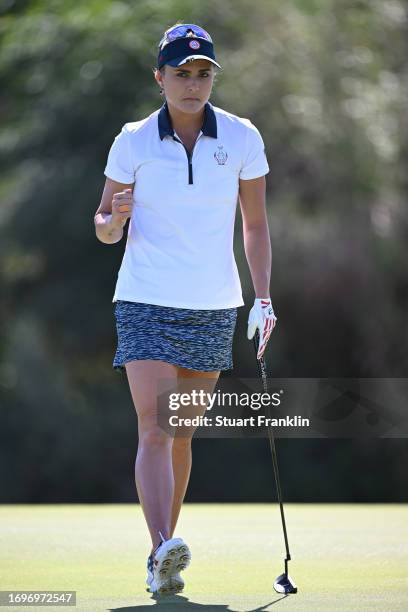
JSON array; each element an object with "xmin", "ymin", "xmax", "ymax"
[{"xmin": 0, "ymin": 504, "xmax": 407, "ymax": 611}]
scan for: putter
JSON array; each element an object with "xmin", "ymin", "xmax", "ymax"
[{"xmin": 253, "ymin": 330, "xmax": 297, "ymax": 595}]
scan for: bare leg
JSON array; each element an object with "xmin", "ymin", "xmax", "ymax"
[
  {"xmin": 170, "ymin": 438, "xmax": 192, "ymax": 538},
  {"xmin": 169, "ymin": 367, "xmax": 220, "ymax": 537},
  {"xmin": 125, "ymin": 360, "xmax": 219, "ymax": 550},
  {"xmin": 125, "ymin": 360, "xmax": 177, "ymax": 551}
]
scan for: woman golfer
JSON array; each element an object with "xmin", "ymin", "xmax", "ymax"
[{"xmin": 94, "ymin": 23, "xmax": 276, "ymax": 596}]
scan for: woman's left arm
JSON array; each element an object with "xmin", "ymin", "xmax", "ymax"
[
  {"xmin": 239, "ymin": 175, "xmax": 276, "ymax": 358},
  {"xmin": 239, "ymin": 175, "xmax": 271, "ymax": 298}
]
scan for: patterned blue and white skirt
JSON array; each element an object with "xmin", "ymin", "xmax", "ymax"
[{"xmin": 113, "ymin": 300, "xmax": 237, "ymax": 373}]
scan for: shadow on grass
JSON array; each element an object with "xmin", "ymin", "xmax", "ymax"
[{"xmin": 109, "ymin": 593, "xmax": 288, "ymax": 611}]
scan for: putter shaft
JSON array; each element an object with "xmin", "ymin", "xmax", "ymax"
[{"xmin": 253, "ymin": 330, "xmax": 297, "ymax": 594}]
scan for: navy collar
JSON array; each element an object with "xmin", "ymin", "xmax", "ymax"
[{"xmin": 158, "ymin": 101, "xmax": 217, "ymax": 140}]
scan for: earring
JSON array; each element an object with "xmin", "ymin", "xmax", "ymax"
[{"xmin": 159, "ymin": 87, "xmax": 164, "ymax": 96}]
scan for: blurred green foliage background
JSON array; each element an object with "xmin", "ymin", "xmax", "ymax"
[{"xmin": 0, "ymin": 0, "xmax": 407, "ymax": 502}]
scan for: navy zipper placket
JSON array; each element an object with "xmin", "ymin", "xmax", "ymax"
[{"xmin": 172, "ymin": 134, "xmax": 201, "ymax": 185}]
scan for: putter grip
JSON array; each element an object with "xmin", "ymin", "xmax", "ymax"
[{"xmin": 253, "ymin": 330, "xmax": 268, "ymax": 393}]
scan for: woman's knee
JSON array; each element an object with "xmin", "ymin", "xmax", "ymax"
[{"xmin": 139, "ymin": 425, "xmax": 172, "ymax": 450}]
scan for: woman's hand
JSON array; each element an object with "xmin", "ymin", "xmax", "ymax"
[
  {"xmin": 247, "ymin": 298, "xmax": 277, "ymax": 359},
  {"xmin": 111, "ymin": 188, "xmax": 133, "ymax": 227}
]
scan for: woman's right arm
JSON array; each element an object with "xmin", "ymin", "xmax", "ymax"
[{"xmin": 94, "ymin": 178, "xmax": 134, "ymax": 244}]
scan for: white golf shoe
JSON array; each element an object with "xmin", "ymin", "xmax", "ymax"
[{"xmin": 146, "ymin": 536, "xmax": 190, "ymax": 596}]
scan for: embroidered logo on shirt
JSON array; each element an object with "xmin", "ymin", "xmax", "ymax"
[
  {"xmin": 189, "ymin": 40, "xmax": 200, "ymax": 49},
  {"xmin": 214, "ymin": 146, "xmax": 228, "ymax": 165}
]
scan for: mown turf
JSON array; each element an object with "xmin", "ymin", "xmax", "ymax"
[{"xmin": 0, "ymin": 504, "xmax": 407, "ymax": 611}]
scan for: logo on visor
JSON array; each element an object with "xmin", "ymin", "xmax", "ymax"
[{"xmin": 189, "ymin": 40, "xmax": 201, "ymax": 49}]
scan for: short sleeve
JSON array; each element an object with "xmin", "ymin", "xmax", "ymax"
[
  {"xmin": 239, "ymin": 121, "xmax": 270, "ymax": 180},
  {"xmin": 104, "ymin": 124, "xmax": 135, "ymax": 184}
]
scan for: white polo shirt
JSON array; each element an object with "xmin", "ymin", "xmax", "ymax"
[{"xmin": 104, "ymin": 101, "xmax": 269, "ymax": 309}]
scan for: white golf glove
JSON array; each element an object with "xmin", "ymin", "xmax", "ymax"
[{"xmin": 247, "ymin": 298, "xmax": 277, "ymax": 359}]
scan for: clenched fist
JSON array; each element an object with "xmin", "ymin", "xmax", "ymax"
[{"xmin": 111, "ymin": 188, "xmax": 133, "ymax": 226}]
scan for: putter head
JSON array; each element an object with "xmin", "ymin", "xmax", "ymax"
[{"xmin": 274, "ymin": 573, "xmax": 297, "ymax": 594}]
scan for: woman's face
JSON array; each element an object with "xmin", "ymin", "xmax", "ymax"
[{"xmin": 156, "ymin": 59, "xmax": 215, "ymax": 114}]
